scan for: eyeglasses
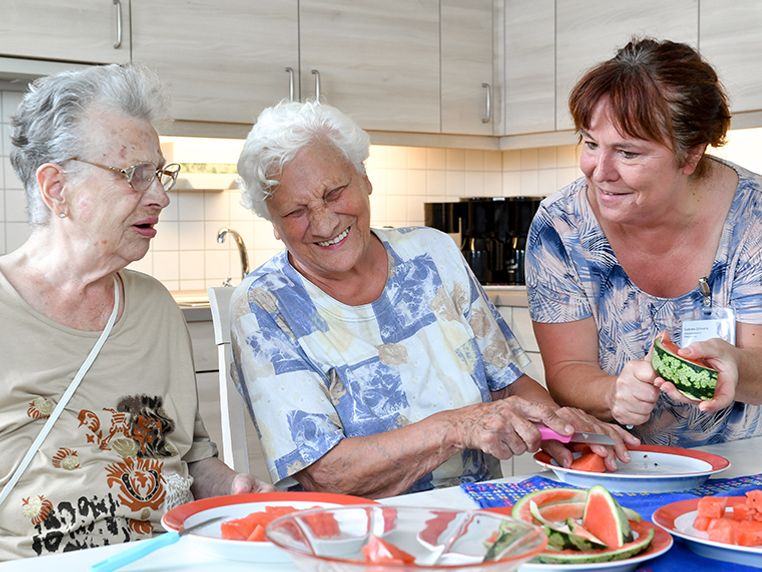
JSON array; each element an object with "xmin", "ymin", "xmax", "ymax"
[{"xmin": 66, "ymin": 157, "xmax": 181, "ymax": 193}]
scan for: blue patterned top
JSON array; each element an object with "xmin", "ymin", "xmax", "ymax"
[
  {"xmin": 526, "ymin": 158, "xmax": 762, "ymax": 447},
  {"xmin": 231, "ymin": 227, "xmax": 529, "ymax": 492}
]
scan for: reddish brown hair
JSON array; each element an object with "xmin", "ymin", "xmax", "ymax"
[{"xmin": 568, "ymin": 38, "xmax": 731, "ymax": 176}]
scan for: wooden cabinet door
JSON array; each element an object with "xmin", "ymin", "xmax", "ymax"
[
  {"xmin": 0, "ymin": 0, "xmax": 130, "ymax": 64},
  {"xmin": 700, "ymin": 1, "xmax": 762, "ymax": 114},
  {"xmin": 503, "ymin": 0, "xmax": 555, "ymax": 135},
  {"xmin": 441, "ymin": 0, "xmax": 495, "ymax": 135},
  {"xmin": 131, "ymin": 0, "xmax": 298, "ymax": 124},
  {"xmin": 299, "ymin": 0, "xmax": 440, "ymax": 133},
  {"xmin": 556, "ymin": 0, "xmax": 698, "ymax": 131}
]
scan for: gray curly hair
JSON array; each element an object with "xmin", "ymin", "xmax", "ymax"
[
  {"xmin": 237, "ymin": 100, "xmax": 370, "ymax": 221},
  {"xmin": 10, "ymin": 63, "xmax": 168, "ymax": 225}
]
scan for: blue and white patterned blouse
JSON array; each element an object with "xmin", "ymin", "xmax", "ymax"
[
  {"xmin": 526, "ymin": 157, "xmax": 762, "ymax": 447},
  {"xmin": 231, "ymin": 227, "xmax": 529, "ymax": 491}
]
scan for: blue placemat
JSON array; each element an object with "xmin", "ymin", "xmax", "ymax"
[{"xmin": 462, "ymin": 474, "xmax": 762, "ymax": 571}]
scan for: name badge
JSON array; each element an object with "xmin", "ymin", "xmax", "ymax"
[
  {"xmin": 678, "ymin": 277, "xmax": 736, "ymax": 347},
  {"xmin": 681, "ymin": 309, "xmax": 736, "ymax": 346}
]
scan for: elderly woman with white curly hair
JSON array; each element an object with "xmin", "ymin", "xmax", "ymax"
[
  {"xmin": 231, "ymin": 100, "xmax": 639, "ymax": 499},
  {"xmin": 0, "ymin": 64, "xmax": 271, "ymax": 561}
]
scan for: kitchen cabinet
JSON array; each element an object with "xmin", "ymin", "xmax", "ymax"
[
  {"xmin": 187, "ymin": 318, "xmax": 271, "ymax": 484},
  {"xmin": 501, "ymin": 0, "xmax": 698, "ymax": 136},
  {"xmin": 494, "ymin": 304, "xmax": 545, "ymax": 387},
  {"xmin": 441, "ymin": 0, "xmax": 495, "ymax": 135},
  {"xmin": 493, "ymin": 297, "xmax": 545, "ymax": 477},
  {"xmin": 0, "ymin": 0, "xmax": 130, "ymax": 64},
  {"xmin": 555, "ymin": 0, "xmax": 698, "ymax": 131},
  {"xmin": 502, "ymin": 0, "xmax": 555, "ymax": 135},
  {"xmin": 299, "ymin": 0, "xmax": 440, "ymax": 133},
  {"xmin": 699, "ymin": 1, "xmax": 762, "ymax": 114},
  {"xmin": 131, "ymin": 0, "xmax": 298, "ymax": 124}
]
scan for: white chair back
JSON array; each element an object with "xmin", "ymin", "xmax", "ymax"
[{"xmin": 208, "ymin": 287, "xmax": 250, "ymax": 473}]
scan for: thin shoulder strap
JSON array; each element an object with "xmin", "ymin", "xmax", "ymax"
[{"xmin": 0, "ymin": 276, "xmax": 121, "ymax": 508}]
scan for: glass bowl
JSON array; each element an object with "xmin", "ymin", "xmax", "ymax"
[{"xmin": 265, "ymin": 504, "xmax": 547, "ymax": 572}]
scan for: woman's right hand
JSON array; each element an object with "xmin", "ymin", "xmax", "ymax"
[
  {"xmin": 609, "ymin": 357, "xmax": 661, "ymax": 426},
  {"xmin": 455, "ymin": 396, "xmax": 572, "ymax": 460}
]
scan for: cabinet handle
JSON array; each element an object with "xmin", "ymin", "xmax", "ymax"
[
  {"xmin": 311, "ymin": 69, "xmax": 321, "ymax": 102},
  {"xmin": 481, "ymin": 82, "xmax": 492, "ymax": 124},
  {"xmin": 285, "ymin": 67, "xmax": 295, "ymax": 102},
  {"xmin": 112, "ymin": 0, "xmax": 123, "ymax": 49}
]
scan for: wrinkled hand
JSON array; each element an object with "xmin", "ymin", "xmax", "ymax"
[
  {"xmin": 542, "ymin": 407, "xmax": 640, "ymax": 471},
  {"xmin": 457, "ymin": 396, "xmax": 573, "ymax": 460},
  {"xmin": 609, "ymin": 357, "xmax": 660, "ymax": 426},
  {"xmin": 654, "ymin": 338, "xmax": 739, "ymax": 412},
  {"xmin": 230, "ymin": 473, "xmax": 275, "ymax": 494}
]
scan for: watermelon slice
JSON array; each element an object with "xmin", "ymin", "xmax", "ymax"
[
  {"xmin": 582, "ymin": 485, "xmax": 632, "ymax": 548},
  {"xmin": 652, "ymin": 332, "xmax": 718, "ymax": 400}
]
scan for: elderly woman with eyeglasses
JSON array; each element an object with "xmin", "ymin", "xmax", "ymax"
[{"xmin": 0, "ymin": 64, "xmax": 271, "ymax": 561}]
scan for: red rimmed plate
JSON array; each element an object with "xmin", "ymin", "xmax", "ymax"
[
  {"xmin": 487, "ymin": 506, "xmax": 672, "ymax": 572},
  {"xmin": 162, "ymin": 491, "xmax": 376, "ymax": 563},
  {"xmin": 653, "ymin": 497, "xmax": 762, "ymax": 567},
  {"xmin": 534, "ymin": 445, "xmax": 730, "ymax": 493}
]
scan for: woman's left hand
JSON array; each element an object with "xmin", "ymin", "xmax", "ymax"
[
  {"xmin": 654, "ymin": 338, "xmax": 739, "ymax": 412},
  {"xmin": 541, "ymin": 407, "xmax": 640, "ymax": 472},
  {"xmin": 230, "ymin": 473, "xmax": 276, "ymax": 494}
]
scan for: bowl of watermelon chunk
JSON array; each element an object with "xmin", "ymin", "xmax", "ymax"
[{"xmin": 264, "ymin": 504, "xmax": 548, "ymax": 571}]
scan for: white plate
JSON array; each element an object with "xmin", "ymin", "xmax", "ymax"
[
  {"xmin": 534, "ymin": 445, "xmax": 730, "ymax": 493},
  {"xmin": 653, "ymin": 497, "xmax": 762, "ymax": 567},
  {"xmin": 161, "ymin": 491, "xmax": 375, "ymax": 563}
]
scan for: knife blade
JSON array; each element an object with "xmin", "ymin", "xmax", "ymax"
[
  {"xmin": 90, "ymin": 515, "xmax": 223, "ymax": 572},
  {"xmin": 536, "ymin": 423, "xmax": 616, "ymax": 446}
]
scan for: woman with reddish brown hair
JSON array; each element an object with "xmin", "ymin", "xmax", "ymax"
[{"xmin": 525, "ymin": 37, "xmax": 762, "ymax": 447}]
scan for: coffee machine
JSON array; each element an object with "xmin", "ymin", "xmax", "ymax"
[{"xmin": 424, "ymin": 196, "xmax": 542, "ymax": 285}]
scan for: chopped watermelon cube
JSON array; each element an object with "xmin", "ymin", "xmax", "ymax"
[
  {"xmin": 736, "ymin": 520, "xmax": 762, "ymax": 547},
  {"xmin": 732, "ymin": 504, "xmax": 756, "ymax": 521},
  {"xmin": 746, "ymin": 491, "xmax": 762, "ymax": 511},
  {"xmin": 693, "ymin": 515, "xmax": 712, "ymax": 531},
  {"xmin": 697, "ymin": 497, "xmax": 728, "ymax": 519},
  {"xmin": 707, "ymin": 518, "xmax": 739, "ymax": 544}
]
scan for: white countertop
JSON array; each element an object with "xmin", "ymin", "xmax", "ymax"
[
  {"xmin": 1, "ymin": 437, "xmax": 759, "ymax": 571},
  {"xmin": 174, "ymin": 285, "xmax": 529, "ymax": 324}
]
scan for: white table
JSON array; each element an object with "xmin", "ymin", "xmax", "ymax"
[{"xmin": 1, "ymin": 437, "xmax": 760, "ymax": 571}]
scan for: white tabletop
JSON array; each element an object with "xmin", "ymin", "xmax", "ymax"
[{"xmin": 1, "ymin": 436, "xmax": 760, "ymax": 571}]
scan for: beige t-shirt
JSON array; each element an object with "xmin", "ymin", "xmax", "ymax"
[{"xmin": 0, "ymin": 269, "xmax": 217, "ymax": 561}]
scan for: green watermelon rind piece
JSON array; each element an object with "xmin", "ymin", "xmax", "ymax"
[
  {"xmin": 512, "ymin": 488, "xmax": 588, "ymax": 522},
  {"xmin": 536, "ymin": 527, "xmax": 655, "ymax": 564},
  {"xmin": 652, "ymin": 336, "xmax": 718, "ymax": 400}
]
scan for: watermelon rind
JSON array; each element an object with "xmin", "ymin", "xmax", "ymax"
[
  {"xmin": 652, "ymin": 336, "xmax": 718, "ymax": 400},
  {"xmin": 512, "ymin": 488, "xmax": 587, "ymax": 522},
  {"xmin": 512, "ymin": 487, "xmax": 656, "ymax": 565},
  {"xmin": 536, "ymin": 527, "xmax": 655, "ymax": 564}
]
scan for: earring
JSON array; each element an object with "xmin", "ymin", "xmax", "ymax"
[{"xmin": 58, "ymin": 212, "xmax": 67, "ymax": 218}]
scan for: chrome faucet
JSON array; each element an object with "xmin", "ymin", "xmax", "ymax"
[{"xmin": 216, "ymin": 227, "xmax": 250, "ymax": 286}]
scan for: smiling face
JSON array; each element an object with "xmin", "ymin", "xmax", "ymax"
[
  {"xmin": 266, "ymin": 139, "xmax": 374, "ymax": 283},
  {"xmin": 64, "ymin": 108, "xmax": 170, "ymax": 268},
  {"xmin": 579, "ymin": 98, "xmax": 700, "ymax": 227}
]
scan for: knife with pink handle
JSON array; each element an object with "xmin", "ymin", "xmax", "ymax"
[{"xmin": 535, "ymin": 423, "xmax": 616, "ymax": 445}]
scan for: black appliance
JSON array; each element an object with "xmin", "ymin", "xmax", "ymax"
[{"xmin": 424, "ymin": 196, "xmax": 542, "ymax": 285}]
